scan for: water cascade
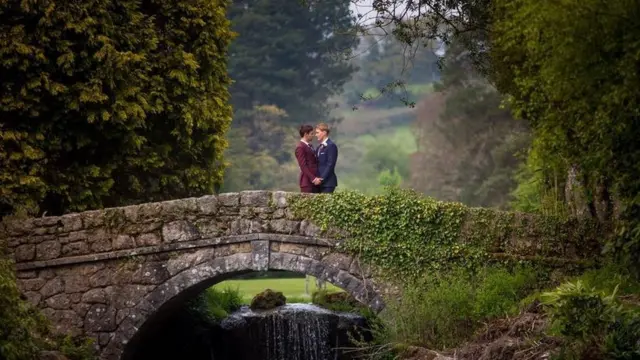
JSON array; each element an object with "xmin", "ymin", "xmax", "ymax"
[{"xmin": 210, "ymin": 304, "xmax": 370, "ymax": 360}]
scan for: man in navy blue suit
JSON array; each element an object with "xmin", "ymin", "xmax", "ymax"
[{"xmin": 314, "ymin": 123, "xmax": 338, "ymax": 193}]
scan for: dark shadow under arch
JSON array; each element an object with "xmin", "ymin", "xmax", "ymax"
[{"xmin": 106, "ymin": 252, "xmax": 384, "ymax": 360}]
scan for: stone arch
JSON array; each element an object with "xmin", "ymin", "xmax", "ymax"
[{"xmin": 105, "ymin": 249, "xmax": 384, "ymax": 360}]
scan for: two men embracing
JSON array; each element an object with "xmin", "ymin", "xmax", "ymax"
[{"xmin": 294, "ymin": 123, "xmax": 338, "ymax": 194}]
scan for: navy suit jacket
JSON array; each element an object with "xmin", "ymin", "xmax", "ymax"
[{"xmin": 317, "ymin": 139, "xmax": 338, "ymax": 188}]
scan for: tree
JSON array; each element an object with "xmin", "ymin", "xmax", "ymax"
[
  {"xmin": 410, "ymin": 40, "xmax": 528, "ymax": 208},
  {"xmin": 221, "ymin": 105, "xmax": 299, "ymax": 192},
  {"xmin": 0, "ymin": 0, "xmax": 234, "ymax": 216},
  {"xmin": 491, "ymin": 0, "xmax": 640, "ymax": 263},
  {"xmin": 228, "ymin": 0, "xmax": 358, "ymax": 126}
]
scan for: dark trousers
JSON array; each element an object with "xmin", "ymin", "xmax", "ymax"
[
  {"xmin": 301, "ymin": 186, "xmax": 321, "ymax": 193},
  {"xmin": 319, "ymin": 187, "xmax": 335, "ymax": 193}
]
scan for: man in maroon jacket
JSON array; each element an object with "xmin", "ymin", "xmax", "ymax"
[{"xmin": 295, "ymin": 124, "xmax": 321, "ymax": 193}]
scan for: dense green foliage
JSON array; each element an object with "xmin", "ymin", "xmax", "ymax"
[
  {"xmin": 292, "ymin": 187, "xmax": 597, "ymax": 281},
  {"xmin": 491, "ymin": 0, "xmax": 640, "ymax": 267},
  {"xmin": 0, "ymin": 0, "xmax": 234, "ymax": 216},
  {"xmin": 379, "ymin": 266, "xmax": 543, "ymax": 350},
  {"xmin": 542, "ymin": 279, "xmax": 640, "ymax": 359},
  {"xmin": 0, "ymin": 250, "xmax": 94, "ymax": 360},
  {"xmin": 0, "ymin": 254, "xmax": 46, "ymax": 359}
]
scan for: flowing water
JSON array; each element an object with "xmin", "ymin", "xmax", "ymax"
[
  {"xmin": 126, "ymin": 303, "xmax": 370, "ymax": 360},
  {"xmin": 212, "ymin": 304, "xmax": 369, "ymax": 360}
]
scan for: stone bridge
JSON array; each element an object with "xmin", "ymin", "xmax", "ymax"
[
  {"xmin": 1, "ymin": 190, "xmax": 599, "ymax": 360},
  {"xmin": 2, "ymin": 191, "xmax": 383, "ymax": 360}
]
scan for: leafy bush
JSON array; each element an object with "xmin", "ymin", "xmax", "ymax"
[
  {"xmin": 0, "ymin": 255, "xmax": 47, "ymax": 360},
  {"xmin": 1, "ymin": 250, "xmax": 96, "ymax": 360},
  {"xmin": 380, "ymin": 266, "xmax": 542, "ymax": 350},
  {"xmin": 542, "ymin": 280, "xmax": 640, "ymax": 359}
]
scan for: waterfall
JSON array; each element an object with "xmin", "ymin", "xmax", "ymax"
[{"xmin": 215, "ymin": 304, "xmax": 368, "ymax": 360}]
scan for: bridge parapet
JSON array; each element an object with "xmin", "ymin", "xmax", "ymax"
[{"xmin": 2, "ymin": 191, "xmax": 320, "ymax": 270}]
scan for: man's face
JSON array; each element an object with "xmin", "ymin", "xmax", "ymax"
[
  {"xmin": 315, "ymin": 128, "xmax": 327, "ymax": 142},
  {"xmin": 304, "ymin": 131, "xmax": 314, "ymax": 142}
]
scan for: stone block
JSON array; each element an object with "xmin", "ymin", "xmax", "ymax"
[
  {"xmin": 105, "ymin": 285, "xmax": 153, "ymax": 309},
  {"xmin": 45, "ymin": 294, "xmax": 71, "ymax": 310},
  {"xmin": 240, "ymin": 191, "xmax": 271, "ymax": 207},
  {"xmin": 33, "ymin": 216, "xmax": 61, "ymax": 227},
  {"xmin": 62, "ymin": 242, "xmax": 89, "ymax": 256},
  {"xmin": 14, "ymin": 244, "xmax": 35, "ymax": 262},
  {"xmin": 41, "ymin": 278, "xmax": 64, "ymax": 299},
  {"xmin": 196, "ymin": 195, "xmax": 218, "ymax": 215},
  {"xmin": 300, "ymin": 220, "xmax": 321, "ymax": 237},
  {"xmin": 18, "ymin": 277, "xmax": 46, "ymax": 291},
  {"xmin": 64, "ymin": 275, "xmax": 90, "ymax": 293},
  {"xmin": 271, "ymin": 191, "xmax": 289, "ymax": 208},
  {"xmin": 194, "ymin": 219, "xmax": 221, "ymax": 238},
  {"xmin": 36, "ymin": 240, "xmax": 61, "ymax": 260},
  {"xmin": 89, "ymin": 268, "xmax": 115, "ymax": 288},
  {"xmin": 82, "ymin": 289, "xmax": 108, "ymax": 304},
  {"xmin": 251, "ymin": 240, "xmax": 269, "ymax": 271},
  {"xmin": 83, "ymin": 210, "xmax": 105, "ymax": 229},
  {"xmin": 46, "ymin": 309, "xmax": 83, "ymax": 336},
  {"xmin": 112, "ymin": 235, "xmax": 135, "ymax": 250},
  {"xmin": 160, "ymin": 198, "xmax": 197, "ymax": 218},
  {"xmin": 218, "ymin": 193, "xmax": 240, "ymax": 207},
  {"xmin": 162, "ymin": 221, "xmax": 200, "ymax": 242},
  {"xmin": 166, "ymin": 249, "xmax": 215, "ymax": 276},
  {"xmin": 132, "ymin": 263, "xmax": 170, "ymax": 285},
  {"xmin": 85, "ymin": 305, "xmax": 117, "ymax": 332},
  {"xmin": 59, "ymin": 214, "xmax": 83, "ymax": 233},
  {"xmin": 136, "ymin": 232, "xmax": 161, "ymax": 247},
  {"xmin": 268, "ymin": 219, "xmax": 299, "ymax": 234},
  {"xmin": 322, "ymin": 253, "xmax": 353, "ymax": 271}
]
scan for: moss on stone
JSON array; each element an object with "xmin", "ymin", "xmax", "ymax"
[{"xmin": 250, "ymin": 289, "xmax": 287, "ymax": 310}]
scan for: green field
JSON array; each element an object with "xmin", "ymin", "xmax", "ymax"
[{"xmin": 213, "ymin": 277, "xmax": 343, "ymax": 303}]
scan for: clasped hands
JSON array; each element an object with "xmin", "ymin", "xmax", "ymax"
[{"xmin": 312, "ymin": 177, "xmax": 322, "ymax": 185}]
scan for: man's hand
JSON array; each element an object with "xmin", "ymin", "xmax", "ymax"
[{"xmin": 312, "ymin": 177, "xmax": 322, "ymax": 185}]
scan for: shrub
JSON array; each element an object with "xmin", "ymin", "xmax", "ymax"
[
  {"xmin": 542, "ymin": 280, "xmax": 640, "ymax": 359},
  {"xmin": 1, "ymin": 250, "xmax": 96, "ymax": 360},
  {"xmin": 379, "ymin": 266, "xmax": 543, "ymax": 350},
  {"xmin": 198, "ymin": 287, "xmax": 243, "ymax": 320}
]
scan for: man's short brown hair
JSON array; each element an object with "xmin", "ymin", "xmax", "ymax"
[
  {"xmin": 299, "ymin": 124, "xmax": 314, "ymax": 137},
  {"xmin": 316, "ymin": 122, "xmax": 330, "ymax": 134}
]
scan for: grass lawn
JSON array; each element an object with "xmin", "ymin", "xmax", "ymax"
[{"xmin": 213, "ymin": 277, "xmax": 343, "ymax": 303}]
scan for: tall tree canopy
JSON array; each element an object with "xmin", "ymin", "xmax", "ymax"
[
  {"xmin": 0, "ymin": 0, "xmax": 234, "ymax": 216},
  {"xmin": 491, "ymin": 0, "xmax": 640, "ymax": 262},
  {"xmin": 228, "ymin": 0, "xmax": 358, "ymax": 125}
]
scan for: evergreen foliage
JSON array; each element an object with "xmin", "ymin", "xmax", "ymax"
[
  {"xmin": 0, "ymin": 0, "xmax": 234, "ymax": 216},
  {"xmin": 228, "ymin": 0, "xmax": 358, "ymax": 126}
]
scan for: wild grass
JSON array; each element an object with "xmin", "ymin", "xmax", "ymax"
[
  {"xmin": 212, "ymin": 277, "xmax": 342, "ymax": 303},
  {"xmin": 378, "ymin": 266, "xmax": 544, "ymax": 350}
]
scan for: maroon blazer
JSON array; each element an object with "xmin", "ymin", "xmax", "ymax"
[{"xmin": 295, "ymin": 141, "xmax": 318, "ymax": 189}]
